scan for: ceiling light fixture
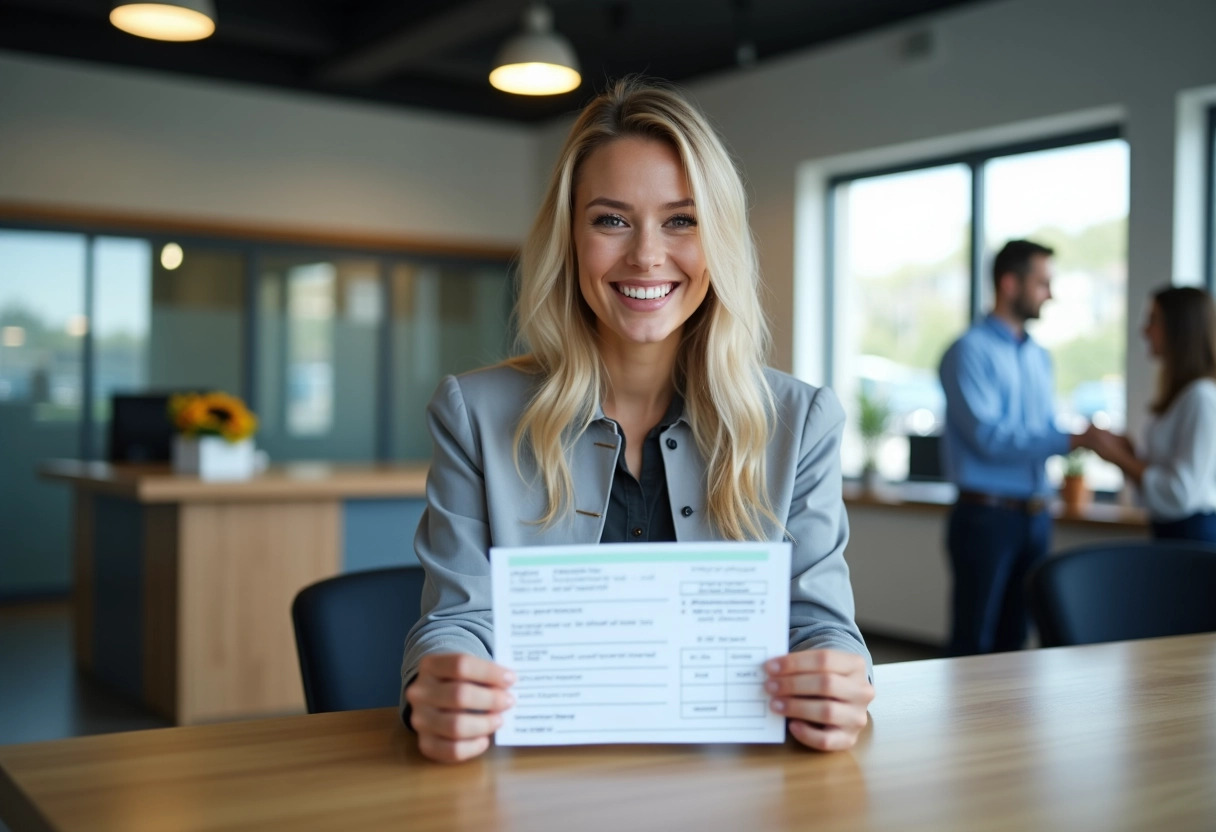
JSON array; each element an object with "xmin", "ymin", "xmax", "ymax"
[
  {"xmin": 110, "ymin": 0, "xmax": 216, "ymax": 42},
  {"xmin": 489, "ymin": 4, "xmax": 580, "ymax": 96}
]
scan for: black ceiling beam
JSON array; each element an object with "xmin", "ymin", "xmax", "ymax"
[{"xmin": 316, "ymin": 0, "xmax": 530, "ymax": 86}]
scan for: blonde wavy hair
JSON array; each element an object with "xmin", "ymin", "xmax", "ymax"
[{"xmin": 511, "ymin": 77, "xmax": 778, "ymax": 540}]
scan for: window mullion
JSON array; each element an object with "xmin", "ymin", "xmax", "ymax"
[{"xmin": 969, "ymin": 156, "xmax": 986, "ymax": 323}]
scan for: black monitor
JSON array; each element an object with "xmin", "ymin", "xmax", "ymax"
[
  {"xmin": 107, "ymin": 393, "xmax": 181, "ymax": 462},
  {"xmin": 907, "ymin": 434, "xmax": 943, "ymax": 482}
]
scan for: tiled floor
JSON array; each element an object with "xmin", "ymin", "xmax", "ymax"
[
  {"xmin": 0, "ymin": 600, "xmax": 939, "ymax": 750},
  {"xmin": 0, "ymin": 602, "xmax": 169, "ymax": 748}
]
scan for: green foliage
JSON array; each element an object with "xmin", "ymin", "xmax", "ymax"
[
  {"xmin": 853, "ymin": 216, "xmax": 1128, "ymax": 382},
  {"xmin": 1064, "ymin": 448, "xmax": 1087, "ymax": 477},
  {"xmin": 1049, "ymin": 320, "xmax": 1125, "ymax": 397},
  {"xmin": 1032, "ymin": 218, "xmax": 1127, "ymax": 273},
  {"xmin": 857, "ymin": 388, "xmax": 891, "ymax": 441}
]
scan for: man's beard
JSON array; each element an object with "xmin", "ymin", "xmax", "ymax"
[{"xmin": 1013, "ymin": 293, "xmax": 1041, "ymax": 321}]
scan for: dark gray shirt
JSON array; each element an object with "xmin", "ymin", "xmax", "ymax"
[{"xmin": 600, "ymin": 395, "xmax": 683, "ymax": 544}]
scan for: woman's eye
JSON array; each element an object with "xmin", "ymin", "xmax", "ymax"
[
  {"xmin": 592, "ymin": 214, "xmax": 627, "ymax": 228},
  {"xmin": 666, "ymin": 214, "xmax": 698, "ymax": 229}
]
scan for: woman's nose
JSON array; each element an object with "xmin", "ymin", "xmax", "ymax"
[{"xmin": 626, "ymin": 229, "xmax": 664, "ymax": 270}]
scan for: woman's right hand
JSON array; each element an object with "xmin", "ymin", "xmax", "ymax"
[{"xmin": 406, "ymin": 653, "xmax": 516, "ymax": 763}]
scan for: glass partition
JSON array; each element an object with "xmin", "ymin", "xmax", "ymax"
[
  {"xmin": 390, "ymin": 261, "xmax": 513, "ymax": 460},
  {"xmin": 91, "ymin": 236, "xmax": 152, "ymax": 454},
  {"xmin": 0, "ymin": 229, "xmax": 86, "ymax": 596},
  {"xmin": 256, "ymin": 255, "xmax": 383, "ymax": 461}
]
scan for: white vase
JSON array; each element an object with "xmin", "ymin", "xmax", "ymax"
[{"xmin": 173, "ymin": 435, "xmax": 256, "ymax": 481}]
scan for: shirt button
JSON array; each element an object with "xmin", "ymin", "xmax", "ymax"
[
  {"xmin": 666, "ymin": 438, "xmax": 677, "ymax": 449},
  {"xmin": 681, "ymin": 506, "xmax": 694, "ymax": 517},
  {"xmin": 632, "ymin": 527, "xmax": 643, "ymax": 537}
]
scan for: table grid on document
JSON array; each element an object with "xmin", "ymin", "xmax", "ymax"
[{"xmin": 679, "ymin": 648, "xmax": 768, "ymax": 718}]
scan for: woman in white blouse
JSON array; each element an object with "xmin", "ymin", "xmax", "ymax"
[{"xmin": 1091, "ymin": 286, "xmax": 1216, "ymax": 542}]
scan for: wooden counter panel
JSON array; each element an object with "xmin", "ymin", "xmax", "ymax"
[
  {"xmin": 70, "ymin": 492, "xmax": 94, "ymax": 672},
  {"xmin": 41, "ymin": 461, "xmax": 429, "ymax": 503},
  {"xmin": 143, "ymin": 505, "xmax": 179, "ymax": 720},
  {"xmin": 176, "ymin": 501, "xmax": 341, "ymax": 723}
]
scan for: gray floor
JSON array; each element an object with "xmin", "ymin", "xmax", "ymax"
[
  {"xmin": 0, "ymin": 601, "xmax": 937, "ymax": 750},
  {"xmin": 0, "ymin": 602, "xmax": 170, "ymax": 748}
]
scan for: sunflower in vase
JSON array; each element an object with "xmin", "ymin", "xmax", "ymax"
[{"xmin": 168, "ymin": 392, "xmax": 259, "ymax": 480}]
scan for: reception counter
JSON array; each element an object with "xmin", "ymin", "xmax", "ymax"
[
  {"xmin": 43, "ymin": 461, "xmax": 1149, "ymax": 723},
  {"xmin": 42, "ymin": 461, "xmax": 428, "ymax": 725}
]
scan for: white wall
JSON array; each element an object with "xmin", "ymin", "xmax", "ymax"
[{"xmin": 0, "ymin": 51, "xmax": 537, "ymax": 247}]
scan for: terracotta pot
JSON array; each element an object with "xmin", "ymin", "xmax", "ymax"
[{"xmin": 1060, "ymin": 474, "xmax": 1091, "ymax": 513}]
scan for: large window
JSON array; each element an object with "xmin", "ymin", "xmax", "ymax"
[{"xmin": 829, "ymin": 129, "xmax": 1129, "ymax": 491}]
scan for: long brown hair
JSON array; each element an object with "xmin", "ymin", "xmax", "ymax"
[{"xmin": 1150, "ymin": 285, "xmax": 1216, "ymax": 415}]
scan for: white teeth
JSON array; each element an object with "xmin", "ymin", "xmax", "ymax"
[{"xmin": 617, "ymin": 283, "xmax": 673, "ymax": 300}]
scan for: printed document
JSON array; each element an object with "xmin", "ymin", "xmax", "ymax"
[{"xmin": 490, "ymin": 542, "xmax": 791, "ymax": 746}]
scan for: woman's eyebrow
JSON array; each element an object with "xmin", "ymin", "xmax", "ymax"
[{"xmin": 584, "ymin": 197, "xmax": 695, "ymax": 210}]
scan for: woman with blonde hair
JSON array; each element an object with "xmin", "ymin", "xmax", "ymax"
[
  {"xmin": 401, "ymin": 78, "xmax": 873, "ymax": 763},
  {"xmin": 1091, "ymin": 285, "xmax": 1216, "ymax": 541}
]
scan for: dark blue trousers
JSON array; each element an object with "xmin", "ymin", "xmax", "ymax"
[
  {"xmin": 1152, "ymin": 511, "xmax": 1216, "ymax": 543},
  {"xmin": 946, "ymin": 502, "xmax": 1052, "ymax": 656}
]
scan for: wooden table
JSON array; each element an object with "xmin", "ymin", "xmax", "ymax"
[
  {"xmin": 2, "ymin": 633, "xmax": 1214, "ymax": 832},
  {"xmin": 40, "ymin": 460, "xmax": 428, "ymax": 725}
]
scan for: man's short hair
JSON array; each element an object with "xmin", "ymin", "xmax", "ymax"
[{"xmin": 992, "ymin": 240, "xmax": 1054, "ymax": 290}]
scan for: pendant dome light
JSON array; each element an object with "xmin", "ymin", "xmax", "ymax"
[
  {"xmin": 489, "ymin": 4, "xmax": 581, "ymax": 96},
  {"xmin": 110, "ymin": 0, "xmax": 216, "ymax": 42}
]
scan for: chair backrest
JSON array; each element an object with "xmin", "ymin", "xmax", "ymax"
[
  {"xmin": 291, "ymin": 566, "xmax": 426, "ymax": 713},
  {"xmin": 1027, "ymin": 541, "xmax": 1216, "ymax": 647}
]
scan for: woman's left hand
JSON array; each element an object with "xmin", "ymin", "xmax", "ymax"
[{"xmin": 764, "ymin": 649, "xmax": 875, "ymax": 751}]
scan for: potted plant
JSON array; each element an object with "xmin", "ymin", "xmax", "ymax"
[
  {"xmin": 1060, "ymin": 449, "xmax": 1091, "ymax": 514},
  {"xmin": 857, "ymin": 387, "xmax": 891, "ymax": 492},
  {"xmin": 168, "ymin": 391, "xmax": 259, "ymax": 481}
]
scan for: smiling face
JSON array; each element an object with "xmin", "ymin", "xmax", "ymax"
[{"xmin": 573, "ymin": 136, "xmax": 710, "ymax": 356}]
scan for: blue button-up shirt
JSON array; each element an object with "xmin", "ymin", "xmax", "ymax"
[{"xmin": 939, "ymin": 315, "xmax": 1072, "ymax": 498}]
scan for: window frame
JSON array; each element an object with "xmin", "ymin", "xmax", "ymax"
[
  {"xmin": 825, "ymin": 125, "xmax": 1129, "ymax": 487},
  {"xmin": 1205, "ymin": 104, "xmax": 1216, "ymax": 294},
  {"xmin": 824, "ymin": 124, "xmax": 1124, "ymax": 388}
]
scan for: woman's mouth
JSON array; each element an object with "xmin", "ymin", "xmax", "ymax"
[{"xmin": 614, "ymin": 282, "xmax": 675, "ymax": 300}]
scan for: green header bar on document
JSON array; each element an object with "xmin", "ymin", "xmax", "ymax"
[{"xmin": 508, "ymin": 551, "xmax": 770, "ymax": 567}]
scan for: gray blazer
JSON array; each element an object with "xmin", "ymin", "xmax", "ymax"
[{"xmin": 400, "ymin": 364, "xmax": 871, "ymax": 708}]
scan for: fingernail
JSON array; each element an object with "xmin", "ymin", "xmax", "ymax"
[
  {"xmin": 506, "ymin": 693, "xmax": 516, "ymax": 706},
  {"xmin": 765, "ymin": 660, "xmax": 780, "ymax": 674},
  {"xmin": 765, "ymin": 680, "xmax": 778, "ymax": 693},
  {"xmin": 770, "ymin": 699, "xmax": 785, "ymax": 713},
  {"xmin": 503, "ymin": 670, "xmax": 517, "ymax": 684}
]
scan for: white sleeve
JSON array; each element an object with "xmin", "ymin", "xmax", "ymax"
[{"xmin": 1140, "ymin": 384, "xmax": 1216, "ymax": 519}]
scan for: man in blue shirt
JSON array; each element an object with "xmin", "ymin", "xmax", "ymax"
[{"xmin": 939, "ymin": 239, "xmax": 1094, "ymax": 655}]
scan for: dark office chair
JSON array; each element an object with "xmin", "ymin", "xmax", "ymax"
[
  {"xmin": 291, "ymin": 566, "xmax": 427, "ymax": 713},
  {"xmin": 1027, "ymin": 541, "xmax": 1216, "ymax": 647}
]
